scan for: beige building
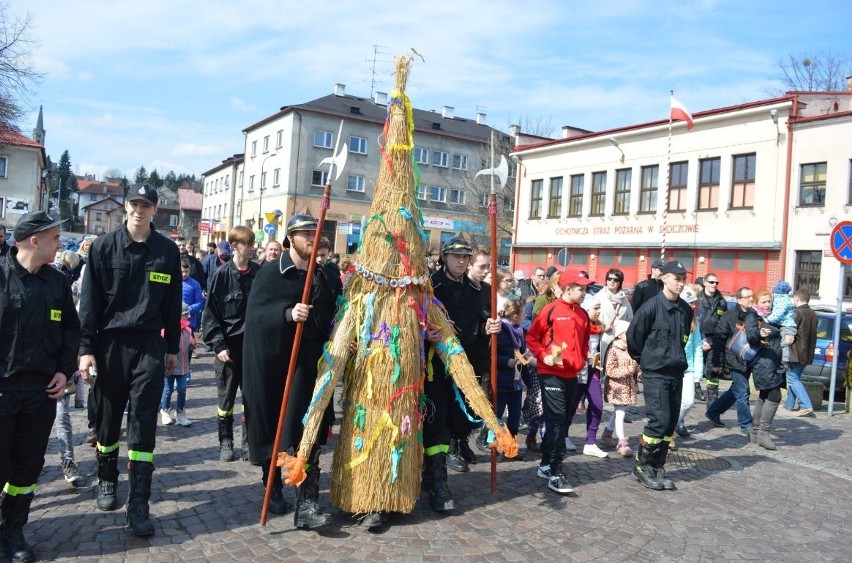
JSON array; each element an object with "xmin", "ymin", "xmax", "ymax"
[
  {"xmin": 0, "ymin": 126, "xmax": 47, "ymax": 228},
  {"xmin": 202, "ymin": 85, "xmax": 514, "ymax": 258},
  {"xmin": 511, "ymin": 86, "xmax": 852, "ymax": 300}
]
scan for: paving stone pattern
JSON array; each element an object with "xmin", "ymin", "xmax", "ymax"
[{"xmin": 31, "ymin": 350, "xmax": 852, "ymax": 561}]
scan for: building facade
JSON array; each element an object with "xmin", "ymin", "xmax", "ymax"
[
  {"xmin": 76, "ymin": 178, "xmax": 125, "ymax": 217},
  {"xmin": 81, "ymin": 196, "xmax": 123, "ymax": 235},
  {"xmin": 511, "ymin": 88, "xmax": 852, "ymax": 302},
  {"xmin": 0, "ymin": 126, "xmax": 47, "ymax": 228},
  {"xmin": 201, "ymin": 85, "xmax": 514, "ymax": 259}
]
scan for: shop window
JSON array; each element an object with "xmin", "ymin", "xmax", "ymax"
[
  {"xmin": 568, "ymin": 174, "xmax": 583, "ymax": 218},
  {"xmin": 799, "ymin": 162, "xmax": 827, "ymax": 207},
  {"xmin": 795, "ymin": 251, "xmax": 821, "ymax": 297},
  {"xmin": 548, "ymin": 177, "xmax": 563, "ymax": 218},
  {"xmin": 730, "ymin": 153, "xmax": 756, "ymax": 209},
  {"xmin": 529, "ymin": 179, "xmax": 543, "ymax": 219}
]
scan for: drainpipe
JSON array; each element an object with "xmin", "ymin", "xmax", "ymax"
[
  {"xmin": 510, "ymin": 156, "xmax": 523, "ymax": 271},
  {"xmin": 779, "ymin": 95, "xmax": 798, "ymax": 278}
]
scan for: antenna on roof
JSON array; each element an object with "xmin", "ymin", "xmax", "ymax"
[{"xmin": 366, "ymin": 44, "xmax": 391, "ymax": 98}]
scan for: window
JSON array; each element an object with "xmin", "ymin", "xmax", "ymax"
[
  {"xmin": 568, "ymin": 175, "xmax": 583, "ymax": 218},
  {"xmin": 548, "ymin": 177, "xmax": 563, "ymax": 218},
  {"xmin": 248, "ymin": 175, "xmax": 255, "ymax": 192},
  {"xmin": 347, "ymin": 174, "xmax": 366, "ymax": 192},
  {"xmin": 311, "ymin": 170, "xmax": 328, "ymax": 186},
  {"xmin": 590, "ymin": 171, "xmax": 606, "ymax": 216},
  {"xmin": 260, "ymin": 171, "xmax": 267, "ymax": 189},
  {"xmin": 799, "ymin": 162, "xmax": 827, "ymax": 207},
  {"xmin": 251, "ymin": 140, "xmax": 257, "ymax": 157},
  {"xmin": 698, "ymin": 157, "xmax": 720, "ymax": 210},
  {"xmin": 730, "ymin": 153, "xmax": 756, "ymax": 209},
  {"xmin": 314, "ymin": 130, "xmax": 333, "ymax": 149},
  {"xmin": 452, "ymin": 154, "xmax": 468, "ymax": 170},
  {"xmin": 639, "ymin": 165, "xmax": 658, "ymax": 213},
  {"xmin": 263, "ymin": 135, "xmax": 270, "ymax": 153},
  {"xmin": 276, "ymin": 129, "xmax": 283, "ymax": 148},
  {"xmin": 429, "ymin": 186, "xmax": 447, "ymax": 203},
  {"xmin": 432, "ymin": 151, "xmax": 448, "ymax": 168},
  {"xmin": 0, "ymin": 157, "xmax": 6, "ymax": 177},
  {"xmin": 529, "ymin": 179, "xmax": 543, "ymax": 219},
  {"xmin": 349, "ymin": 136, "xmax": 367, "ymax": 155},
  {"xmin": 273, "ymin": 168, "xmax": 280, "ymax": 186},
  {"xmin": 614, "ymin": 169, "xmax": 631, "ymax": 215},
  {"xmin": 238, "ymin": 171, "xmax": 243, "ymax": 188},
  {"xmin": 413, "ymin": 147, "xmax": 428, "ymax": 164},
  {"xmin": 449, "ymin": 188, "xmax": 466, "ymax": 205},
  {"xmin": 415, "ymin": 184, "xmax": 427, "ymax": 200},
  {"xmin": 668, "ymin": 161, "xmax": 688, "ymax": 212},
  {"xmin": 795, "ymin": 250, "xmax": 821, "ymax": 297},
  {"xmin": 169, "ymin": 214, "xmax": 179, "ymax": 227},
  {"xmin": 96, "ymin": 212, "xmax": 103, "ymax": 221}
]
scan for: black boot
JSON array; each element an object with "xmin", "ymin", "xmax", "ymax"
[
  {"xmin": 0, "ymin": 493, "xmax": 35, "ymax": 563},
  {"xmin": 126, "ymin": 461, "xmax": 155, "ymax": 536},
  {"xmin": 239, "ymin": 414, "xmax": 250, "ymax": 461},
  {"xmin": 457, "ymin": 436, "xmax": 477, "ymax": 464},
  {"xmin": 96, "ymin": 452, "xmax": 119, "ymax": 511},
  {"xmin": 361, "ymin": 512, "xmax": 384, "ymax": 529},
  {"xmin": 446, "ymin": 440, "xmax": 469, "ymax": 473},
  {"xmin": 425, "ymin": 453, "xmax": 455, "ymax": 512},
  {"xmin": 705, "ymin": 383, "xmax": 719, "ymax": 404},
  {"xmin": 474, "ymin": 426, "xmax": 490, "ymax": 452},
  {"xmin": 294, "ymin": 465, "xmax": 331, "ymax": 529},
  {"xmin": 632, "ymin": 439, "xmax": 664, "ymax": 490},
  {"xmin": 218, "ymin": 415, "xmax": 235, "ymax": 462},
  {"xmin": 651, "ymin": 442, "xmax": 676, "ymax": 490},
  {"xmin": 694, "ymin": 382, "xmax": 707, "ymax": 402},
  {"xmin": 262, "ymin": 461, "xmax": 290, "ymax": 515}
]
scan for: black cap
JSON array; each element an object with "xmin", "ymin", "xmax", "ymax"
[
  {"xmin": 545, "ymin": 266, "xmax": 558, "ymax": 277},
  {"xmin": 694, "ymin": 276, "xmax": 705, "ymax": 287},
  {"xmin": 13, "ymin": 211, "xmax": 68, "ymax": 242},
  {"xmin": 286, "ymin": 214, "xmax": 318, "ymax": 235},
  {"xmin": 660, "ymin": 260, "xmax": 687, "ymax": 275},
  {"xmin": 441, "ymin": 236, "xmax": 473, "ymax": 256},
  {"xmin": 127, "ymin": 184, "xmax": 158, "ymax": 206},
  {"xmin": 651, "ymin": 258, "xmax": 665, "ymax": 270}
]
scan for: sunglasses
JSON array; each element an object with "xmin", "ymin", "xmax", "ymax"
[
  {"xmin": 606, "ymin": 277, "xmax": 621, "ymax": 282},
  {"xmin": 705, "ymin": 280, "xmax": 719, "ymax": 285}
]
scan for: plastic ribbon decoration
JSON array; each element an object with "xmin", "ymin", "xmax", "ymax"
[
  {"xmin": 451, "ymin": 380, "xmax": 483, "ymax": 424},
  {"xmin": 302, "ymin": 369, "xmax": 333, "ymax": 425},
  {"xmin": 353, "ymin": 403, "xmax": 367, "ymax": 431},
  {"xmin": 345, "ymin": 411, "xmax": 399, "ymax": 470}
]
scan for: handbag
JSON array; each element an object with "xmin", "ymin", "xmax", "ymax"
[{"xmin": 726, "ymin": 323, "xmax": 757, "ymax": 363}]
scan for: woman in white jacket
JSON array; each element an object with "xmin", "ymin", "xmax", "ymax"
[
  {"xmin": 674, "ymin": 284, "xmax": 704, "ymax": 447},
  {"xmin": 595, "ymin": 268, "xmax": 634, "ymax": 376}
]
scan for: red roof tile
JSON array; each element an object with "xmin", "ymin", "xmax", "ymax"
[
  {"xmin": 178, "ymin": 188, "xmax": 202, "ymax": 211},
  {"xmin": 0, "ymin": 126, "xmax": 43, "ymax": 149}
]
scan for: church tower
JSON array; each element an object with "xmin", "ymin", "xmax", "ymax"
[{"xmin": 32, "ymin": 105, "xmax": 45, "ymax": 145}]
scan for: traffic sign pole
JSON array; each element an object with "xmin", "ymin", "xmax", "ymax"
[{"xmin": 827, "ymin": 220, "xmax": 852, "ymax": 416}]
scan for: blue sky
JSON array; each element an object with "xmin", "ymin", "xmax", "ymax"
[{"xmin": 12, "ymin": 0, "xmax": 851, "ymax": 180}]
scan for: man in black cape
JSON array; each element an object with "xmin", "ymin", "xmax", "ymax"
[{"xmin": 242, "ymin": 214, "xmax": 341, "ymax": 530}]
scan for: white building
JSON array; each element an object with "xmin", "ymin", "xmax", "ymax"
[{"xmin": 511, "ymin": 85, "xmax": 852, "ymax": 301}]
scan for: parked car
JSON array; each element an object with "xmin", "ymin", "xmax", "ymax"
[{"xmin": 801, "ymin": 307, "xmax": 851, "ymax": 399}]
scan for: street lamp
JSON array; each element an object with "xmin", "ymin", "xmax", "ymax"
[{"xmin": 258, "ymin": 152, "xmax": 277, "ymax": 231}]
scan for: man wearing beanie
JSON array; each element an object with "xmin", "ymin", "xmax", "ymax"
[{"xmin": 627, "ymin": 260, "xmax": 693, "ymax": 491}]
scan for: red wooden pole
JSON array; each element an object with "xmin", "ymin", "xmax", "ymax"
[
  {"xmin": 489, "ymin": 191, "xmax": 498, "ymax": 493},
  {"xmin": 260, "ymin": 183, "xmax": 332, "ymax": 526}
]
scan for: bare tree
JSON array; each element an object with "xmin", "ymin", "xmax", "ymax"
[
  {"xmin": 776, "ymin": 50, "xmax": 852, "ymax": 93},
  {"xmin": 0, "ymin": 3, "xmax": 41, "ymax": 130}
]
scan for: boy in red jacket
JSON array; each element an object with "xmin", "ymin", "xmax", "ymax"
[{"xmin": 526, "ymin": 269, "xmax": 591, "ymax": 494}]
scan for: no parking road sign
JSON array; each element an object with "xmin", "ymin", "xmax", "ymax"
[{"xmin": 829, "ymin": 221, "xmax": 852, "ymax": 264}]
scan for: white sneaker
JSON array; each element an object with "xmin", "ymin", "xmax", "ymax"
[
  {"xmin": 564, "ymin": 437, "xmax": 577, "ymax": 451},
  {"xmin": 175, "ymin": 410, "xmax": 192, "ymax": 427},
  {"xmin": 160, "ymin": 409, "xmax": 174, "ymax": 425},
  {"xmin": 583, "ymin": 443, "xmax": 609, "ymax": 458}
]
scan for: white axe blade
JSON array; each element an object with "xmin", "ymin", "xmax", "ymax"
[{"xmin": 474, "ymin": 155, "xmax": 509, "ymax": 192}]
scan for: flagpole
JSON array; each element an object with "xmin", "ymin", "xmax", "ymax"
[{"xmin": 662, "ymin": 90, "xmax": 673, "ymax": 263}]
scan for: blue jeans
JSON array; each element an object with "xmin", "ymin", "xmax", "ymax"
[
  {"xmin": 784, "ymin": 363, "xmax": 813, "ymax": 410},
  {"xmin": 54, "ymin": 394, "xmax": 74, "ymax": 463},
  {"xmin": 706, "ymin": 369, "xmax": 753, "ymax": 431},
  {"xmin": 161, "ymin": 374, "xmax": 188, "ymax": 412}
]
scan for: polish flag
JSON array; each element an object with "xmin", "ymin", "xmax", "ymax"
[{"xmin": 670, "ymin": 96, "xmax": 694, "ymax": 130}]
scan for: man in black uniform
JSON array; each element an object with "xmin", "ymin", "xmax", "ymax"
[
  {"xmin": 78, "ymin": 184, "xmax": 182, "ymax": 537},
  {"xmin": 202, "ymin": 225, "xmax": 259, "ymax": 463},
  {"xmin": 424, "ymin": 237, "xmax": 500, "ymax": 510},
  {"xmin": 0, "ymin": 225, "xmax": 9, "ymax": 257},
  {"xmin": 627, "ymin": 260, "xmax": 692, "ymax": 491},
  {"xmin": 697, "ymin": 272, "xmax": 727, "ymax": 402},
  {"xmin": 630, "ymin": 258, "xmax": 664, "ymax": 313},
  {"xmin": 0, "ymin": 212, "xmax": 80, "ymax": 562},
  {"xmin": 242, "ymin": 214, "xmax": 341, "ymax": 529}
]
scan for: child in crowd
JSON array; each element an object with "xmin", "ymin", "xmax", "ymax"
[
  {"xmin": 54, "ymin": 377, "xmax": 84, "ymax": 487},
  {"xmin": 602, "ymin": 321, "xmax": 642, "ymax": 457},
  {"xmin": 161, "ymin": 303, "xmax": 195, "ymax": 427},
  {"xmin": 767, "ymin": 280, "xmax": 797, "ymax": 366},
  {"xmin": 493, "ymin": 299, "xmax": 534, "ymax": 460}
]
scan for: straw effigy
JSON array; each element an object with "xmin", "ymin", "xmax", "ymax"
[{"xmin": 279, "ymin": 53, "xmax": 517, "ymax": 514}]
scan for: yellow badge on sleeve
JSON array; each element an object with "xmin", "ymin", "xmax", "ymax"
[
  {"xmin": 149, "ymin": 272, "xmax": 171, "ymax": 284},
  {"xmin": 50, "ymin": 309, "xmax": 62, "ymax": 321}
]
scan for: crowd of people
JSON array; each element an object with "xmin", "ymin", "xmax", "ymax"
[{"xmin": 0, "ymin": 197, "xmax": 823, "ymax": 559}]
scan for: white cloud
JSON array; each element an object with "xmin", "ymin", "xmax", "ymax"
[
  {"xmin": 77, "ymin": 70, "xmax": 93, "ymax": 81},
  {"xmin": 170, "ymin": 143, "xmax": 221, "ymax": 158}
]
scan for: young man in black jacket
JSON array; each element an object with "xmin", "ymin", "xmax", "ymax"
[
  {"xmin": 630, "ymin": 259, "xmax": 664, "ymax": 313},
  {"xmin": 697, "ymin": 273, "xmax": 728, "ymax": 402}
]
